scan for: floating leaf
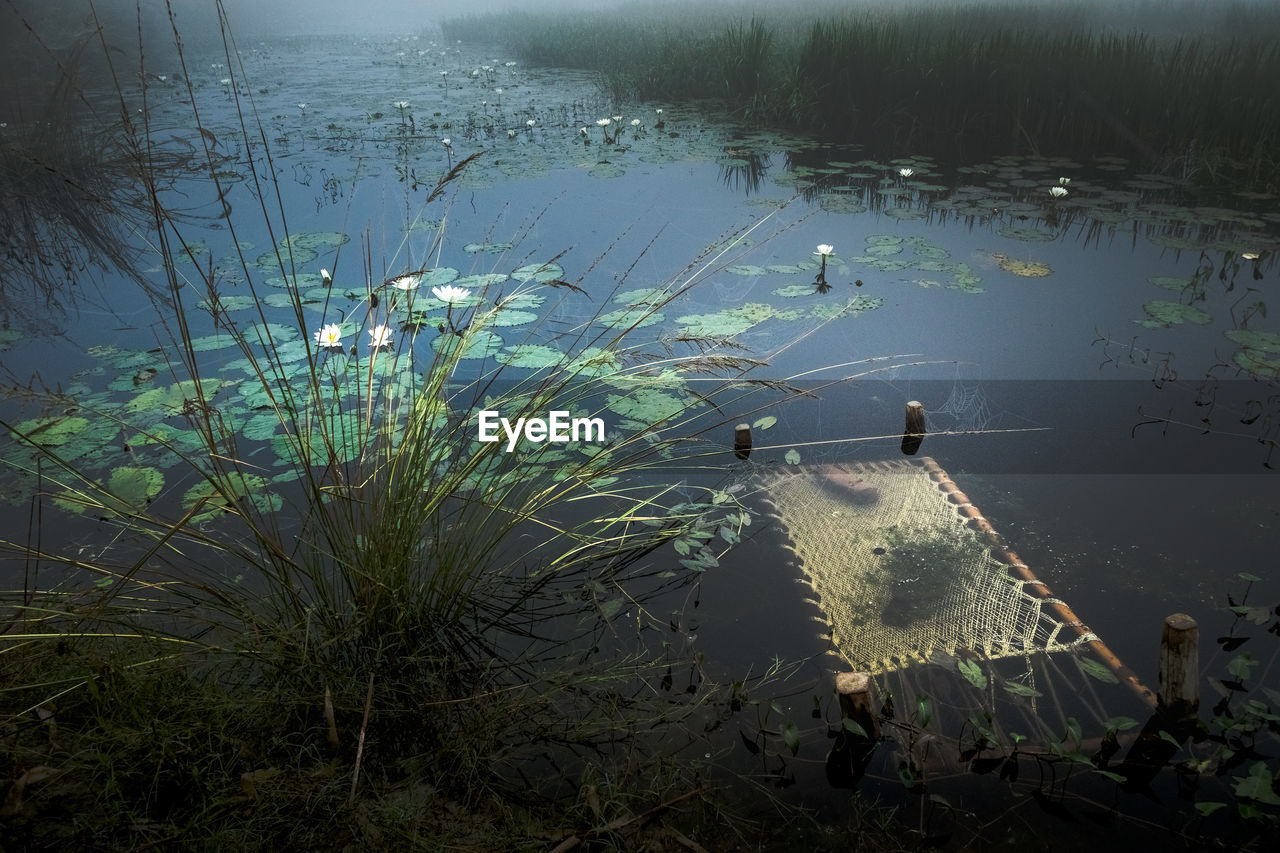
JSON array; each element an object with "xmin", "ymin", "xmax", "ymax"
[
  {"xmin": 108, "ymin": 466, "xmax": 163, "ymax": 505},
  {"xmin": 1002, "ymin": 682, "xmax": 1042, "ymax": 698},
  {"xmin": 780, "ymin": 721, "xmax": 800, "ymax": 756},
  {"xmin": 605, "ymin": 388, "xmax": 687, "ymax": 422},
  {"xmin": 1077, "ymin": 657, "xmax": 1119, "ymax": 684},
  {"xmin": 990, "ymin": 253, "xmax": 1052, "ymax": 277},
  {"xmin": 596, "ymin": 307, "xmax": 662, "ymax": 329},
  {"xmin": 512, "ymin": 262, "xmax": 564, "ymax": 283},
  {"xmin": 998, "ymin": 226, "xmax": 1055, "ymax": 242},
  {"xmin": 182, "ymin": 472, "xmax": 280, "ymax": 522},
  {"xmin": 488, "ymin": 309, "xmax": 538, "ymax": 328},
  {"xmin": 1233, "ymin": 762, "xmax": 1280, "ymax": 805},
  {"xmin": 494, "ymin": 343, "xmax": 563, "ymax": 369},
  {"xmin": 772, "ymin": 284, "xmax": 814, "ymax": 298},
  {"xmin": 11, "ymin": 416, "xmax": 90, "ymax": 447},
  {"xmin": 434, "ymin": 330, "xmax": 504, "ymax": 360},
  {"xmin": 1139, "ymin": 300, "xmax": 1212, "ymax": 328},
  {"xmin": 753, "ymin": 416, "xmax": 777, "ymax": 430},
  {"xmin": 463, "ymin": 241, "xmax": 513, "ymax": 254},
  {"xmin": 957, "ymin": 659, "xmax": 987, "ymax": 690},
  {"xmin": 1103, "ymin": 716, "xmax": 1140, "ymax": 732},
  {"xmin": 1226, "ymin": 328, "xmax": 1280, "ymax": 353},
  {"xmin": 126, "ymin": 379, "xmax": 224, "ymax": 415},
  {"xmin": 726, "ymin": 264, "xmax": 768, "ymax": 276},
  {"xmin": 784, "ymin": 449, "xmax": 801, "ymax": 465},
  {"xmin": 676, "ymin": 303, "xmax": 775, "ymax": 337},
  {"xmin": 1233, "ymin": 349, "xmax": 1280, "ymax": 379},
  {"xmin": 864, "ymin": 244, "xmax": 903, "ymax": 257}
]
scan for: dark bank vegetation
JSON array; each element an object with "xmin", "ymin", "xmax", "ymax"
[{"xmin": 442, "ymin": 0, "xmax": 1280, "ymax": 191}]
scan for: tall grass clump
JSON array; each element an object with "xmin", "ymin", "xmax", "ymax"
[
  {"xmin": 444, "ymin": 0, "xmax": 1280, "ymax": 189},
  {"xmin": 0, "ymin": 5, "xmax": 806, "ymax": 849}
]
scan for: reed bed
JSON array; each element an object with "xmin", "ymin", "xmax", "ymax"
[{"xmin": 443, "ymin": 0, "xmax": 1280, "ymax": 188}]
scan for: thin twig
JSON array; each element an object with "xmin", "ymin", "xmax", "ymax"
[{"xmin": 347, "ymin": 672, "xmax": 374, "ymax": 806}]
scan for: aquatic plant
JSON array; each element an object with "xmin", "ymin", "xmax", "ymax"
[{"xmin": 443, "ymin": 1, "xmax": 1280, "ymax": 189}]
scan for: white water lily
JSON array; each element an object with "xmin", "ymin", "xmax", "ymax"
[
  {"xmin": 579, "ymin": 126, "xmax": 588, "ymax": 135},
  {"xmin": 432, "ymin": 285, "xmax": 471, "ymax": 304},
  {"xmin": 814, "ymin": 244, "xmax": 835, "ymax": 256},
  {"xmin": 390, "ymin": 273, "xmax": 421, "ymax": 290},
  {"xmin": 655, "ymin": 108, "xmax": 663, "ymax": 115},
  {"xmin": 297, "ymin": 102, "xmax": 307, "ymax": 109},
  {"xmin": 320, "ymin": 268, "xmax": 332, "ymax": 284},
  {"xmin": 630, "ymin": 119, "xmax": 640, "ymax": 126},
  {"xmin": 314, "ymin": 323, "xmax": 343, "ymax": 347},
  {"xmin": 494, "ymin": 87, "xmax": 503, "ymax": 95},
  {"xmin": 1050, "ymin": 186, "xmax": 1069, "ymax": 198},
  {"xmin": 219, "ymin": 78, "xmax": 232, "ymax": 85},
  {"xmin": 612, "ymin": 115, "xmax": 622, "ymax": 122},
  {"xmin": 1059, "ymin": 176, "xmax": 1071, "ymax": 186},
  {"xmin": 505, "ymin": 61, "xmax": 517, "ymax": 67},
  {"xmin": 526, "ymin": 119, "xmax": 535, "ymax": 128},
  {"xmin": 507, "ymin": 129, "xmax": 516, "ymax": 138},
  {"xmin": 1243, "ymin": 252, "xmax": 1261, "ymax": 260},
  {"xmin": 441, "ymin": 138, "xmax": 451, "ymax": 147},
  {"xmin": 898, "ymin": 167, "xmax": 914, "ymax": 177},
  {"xmin": 596, "ymin": 117, "xmax": 611, "ymax": 127},
  {"xmin": 368, "ymin": 324, "xmax": 394, "ymax": 348},
  {"xmin": 394, "ymin": 100, "xmax": 411, "ymax": 110}
]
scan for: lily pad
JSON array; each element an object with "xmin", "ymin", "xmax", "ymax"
[
  {"xmin": 432, "ymin": 330, "xmax": 504, "ymax": 360},
  {"xmin": 990, "ymin": 253, "xmax": 1052, "ymax": 277},
  {"xmin": 676, "ymin": 303, "xmax": 775, "ymax": 337},
  {"xmin": 597, "ymin": 307, "xmax": 663, "ymax": 329},
  {"xmin": 773, "ymin": 284, "xmax": 814, "ymax": 298},
  {"xmin": 11, "ymin": 415, "xmax": 90, "ymax": 447},
  {"xmin": 464, "ymin": 242, "xmax": 513, "ymax": 254},
  {"xmin": 1233, "ymin": 348, "xmax": 1280, "ymax": 379},
  {"xmin": 1139, "ymin": 300, "xmax": 1212, "ymax": 328},
  {"xmin": 1225, "ymin": 328, "xmax": 1280, "ymax": 352},
  {"xmin": 512, "ymin": 262, "xmax": 564, "ymax": 283},
  {"xmin": 126, "ymin": 378, "xmax": 224, "ymax": 415},
  {"xmin": 182, "ymin": 472, "xmax": 280, "ymax": 522},
  {"xmin": 605, "ymin": 388, "xmax": 688, "ymax": 422},
  {"xmin": 495, "ymin": 343, "xmax": 563, "ymax": 369},
  {"xmin": 998, "ymin": 226, "xmax": 1055, "ymax": 242},
  {"xmin": 109, "ymin": 465, "xmax": 164, "ymax": 505}
]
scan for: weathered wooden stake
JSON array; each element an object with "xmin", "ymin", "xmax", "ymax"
[
  {"xmin": 1117, "ymin": 613, "xmax": 1202, "ymax": 789},
  {"xmin": 733, "ymin": 423, "xmax": 752, "ymax": 460},
  {"xmin": 1158, "ymin": 612, "xmax": 1200, "ymax": 720},
  {"xmin": 826, "ymin": 672, "xmax": 879, "ymax": 788},
  {"xmin": 901, "ymin": 401, "xmax": 926, "ymax": 455}
]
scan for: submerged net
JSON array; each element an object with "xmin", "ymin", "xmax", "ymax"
[{"xmin": 755, "ymin": 458, "xmax": 1099, "ymax": 676}]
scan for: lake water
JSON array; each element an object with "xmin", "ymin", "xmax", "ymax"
[{"xmin": 2, "ymin": 28, "xmax": 1277, "ymax": 830}]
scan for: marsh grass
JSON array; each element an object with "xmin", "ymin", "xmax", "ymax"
[{"xmin": 444, "ymin": 0, "xmax": 1280, "ymax": 189}]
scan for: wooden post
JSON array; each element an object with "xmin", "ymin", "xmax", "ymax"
[
  {"xmin": 901, "ymin": 401, "xmax": 925, "ymax": 455},
  {"xmin": 1158, "ymin": 613, "xmax": 1199, "ymax": 720},
  {"xmin": 826, "ymin": 672, "xmax": 879, "ymax": 788},
  {"xmin": 1118, "ymin": 614, "xmax": 1201, "ymax": 789},
  {"xmin": 733, "ymin": 423, "xmax": 752, "ymax": 460}
]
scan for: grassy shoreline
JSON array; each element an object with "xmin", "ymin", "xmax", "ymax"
[{"xmin": 442, "ymin": 0, "xmax": 1280, "ymax": 191}]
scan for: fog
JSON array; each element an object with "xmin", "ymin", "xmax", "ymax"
[{"xmin": 2, "ymin": 0, "xmax": 1277, "ymax": 115}]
